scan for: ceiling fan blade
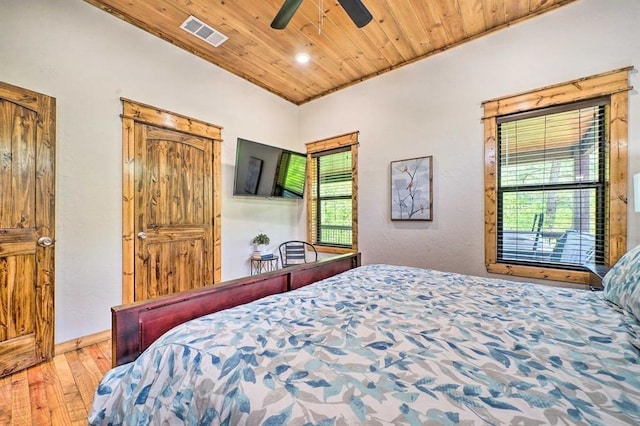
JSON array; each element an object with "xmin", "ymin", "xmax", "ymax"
[
  {"xmin": 337, "ymin": 0, "xmax": 373, "ymax": 28},
  {"xmin": 271, "ymin": 0, "xmax": 304, "ymax": 29}
]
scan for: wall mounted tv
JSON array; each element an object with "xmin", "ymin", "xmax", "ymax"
[{"xmin": 233, "ymin": 138, "xmax": 307, "ymax": 199}]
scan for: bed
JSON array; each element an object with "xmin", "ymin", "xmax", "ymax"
[{"xmin": 89, "ymin": 250, "xmax": 640, "ymax": 425}]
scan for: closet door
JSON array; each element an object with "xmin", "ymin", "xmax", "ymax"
[
  {"xmin": 133, "ymin": 124, "xmax": 214, "ymax": 301},
  {"xmin": 0, "ymin": 82, "xmax": 55, "ymax": 377}
]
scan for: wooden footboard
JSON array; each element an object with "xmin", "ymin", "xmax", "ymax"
[{"xmin": 111, "ymin": 252, "xmax": 361, "ymax": 366}]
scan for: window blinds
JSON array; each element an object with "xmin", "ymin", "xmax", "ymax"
[
  {"xmin": 496, "ymin": 99, "xmax": 608, "ymax": 268},
  {"xmin": 310, "ymin": 148, "xmax": 353, "ymax": 247}
]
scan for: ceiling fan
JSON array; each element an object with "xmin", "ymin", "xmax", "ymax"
[{"xmin": 271, "ymin": 0, "xmax": 373, "ymax": 30}]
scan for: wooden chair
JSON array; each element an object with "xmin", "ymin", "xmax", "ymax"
[{"xmin": 278, "ymin": 241, "xmax": 318, "ymax": 268}]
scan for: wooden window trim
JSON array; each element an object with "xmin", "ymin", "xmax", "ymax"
[
  {"xmin": 482, "ymin": 68, "xmax": 632, "ymax": 284},
  {"xmin": 121, "ymin": 98, "xmax": 223, "ymax": 303},
  {"xmin": 306, "ymin": 132, "xmax": 359, "ymax": 254}
]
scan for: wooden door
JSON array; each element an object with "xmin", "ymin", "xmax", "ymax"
[
  {"xmin": 0, "ymin": 82, "xmax": 55, "ymax": 377},
  {"xmin": 122, "ymin": 99, "xmax": 222, "ymax": 304},
  {"xmin": 134, "ymin": 125, "xmax": 214, "ymax": 300}
]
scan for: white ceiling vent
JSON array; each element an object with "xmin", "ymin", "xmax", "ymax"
[{"xmin": 180, "ymin": 15, "xmax": 228, "ymax": 48}]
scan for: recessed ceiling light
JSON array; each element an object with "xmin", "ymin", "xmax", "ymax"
[{"xmin": 295, "ymin": 52, "xmax": 310, "ymax": 64}]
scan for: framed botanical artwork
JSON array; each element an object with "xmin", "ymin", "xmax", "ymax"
[
  {"xmin": 390, "ymin": 156, "xmax": 433, "ymax": 221},
  {"xmin": 244, "ymin": 156, "xmax": 263, "ymax": 195}
]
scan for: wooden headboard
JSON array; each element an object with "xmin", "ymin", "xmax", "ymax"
[{"xmin": 111, "ymin": 252, "xmax": 361, "ymax": 366}]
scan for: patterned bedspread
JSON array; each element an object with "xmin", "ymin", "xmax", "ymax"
[{"xmin": 89, "ymin": 264, "xmax": 640, "ymax": 425}]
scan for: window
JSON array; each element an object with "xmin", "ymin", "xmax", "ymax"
[
  {"xmin": 498, "ymin": 100, "xmax": 607, "ymax": 267},
  {"xmin": 306, "ymin": 132, "xmax": 358, "ymax": 253},
  {"xmin": 483, "ymin": 68, "xmax": 631, "ymax": 284}
]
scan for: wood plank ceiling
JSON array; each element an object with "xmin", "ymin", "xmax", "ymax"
[{"xmin": 84, "ymin": 0, "xmax": 577, "ymax": 105}]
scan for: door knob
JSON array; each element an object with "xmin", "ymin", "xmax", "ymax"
[
  {"xmin": 37, "ymin": 236, "xmax": 53, "ymax": 247},
  {"xmin": 137, "ymin": 232, "xmax": 147, "ymax": 239}
]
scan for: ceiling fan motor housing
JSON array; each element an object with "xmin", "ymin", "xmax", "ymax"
[{"xmin": 271, "ymin": 0, "xmax": 372, "ymax": 29}]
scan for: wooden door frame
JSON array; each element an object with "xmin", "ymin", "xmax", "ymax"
[{"xmin": 121, "ymin": 98, "xmax": 222, "ymax": 304}]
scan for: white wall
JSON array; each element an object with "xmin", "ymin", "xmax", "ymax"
[
  {"xmin": 0, "ymin": 0, "xmax": 303, "ymax": 342},
  {"xmin": 299, "ymin": 0, "xmax": 640, "ymax": 284}
]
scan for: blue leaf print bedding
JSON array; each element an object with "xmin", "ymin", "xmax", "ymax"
[{"xmin": 88, "ymin": 264, "xmax": 640, "ymax": 425}]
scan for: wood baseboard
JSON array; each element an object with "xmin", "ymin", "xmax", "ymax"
[{"xmin": 55, "ymin": 329, "xmax": 111, "ymax": 356}]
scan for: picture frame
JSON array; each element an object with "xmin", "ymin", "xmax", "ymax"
[
  {"xmin": 390, "ymin": 156, "xmax": 432, "ymax": 221},
  {"xmin": 244, "ymin": 156, "xmax": 263, "ymax": 195}
]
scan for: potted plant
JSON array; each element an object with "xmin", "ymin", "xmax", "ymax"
[{"xmin": 252, "ymin": 233, "xmax": 270, "ymax": 256}]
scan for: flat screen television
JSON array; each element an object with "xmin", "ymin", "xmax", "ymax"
[{"xmin": 233, "ymin": 138, "xmax": 307, "ymax": 199}]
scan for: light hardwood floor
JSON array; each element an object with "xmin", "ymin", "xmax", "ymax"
[{"xmin": 0, "ymin": 340, "xmax": 111, "ymax": 425}]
